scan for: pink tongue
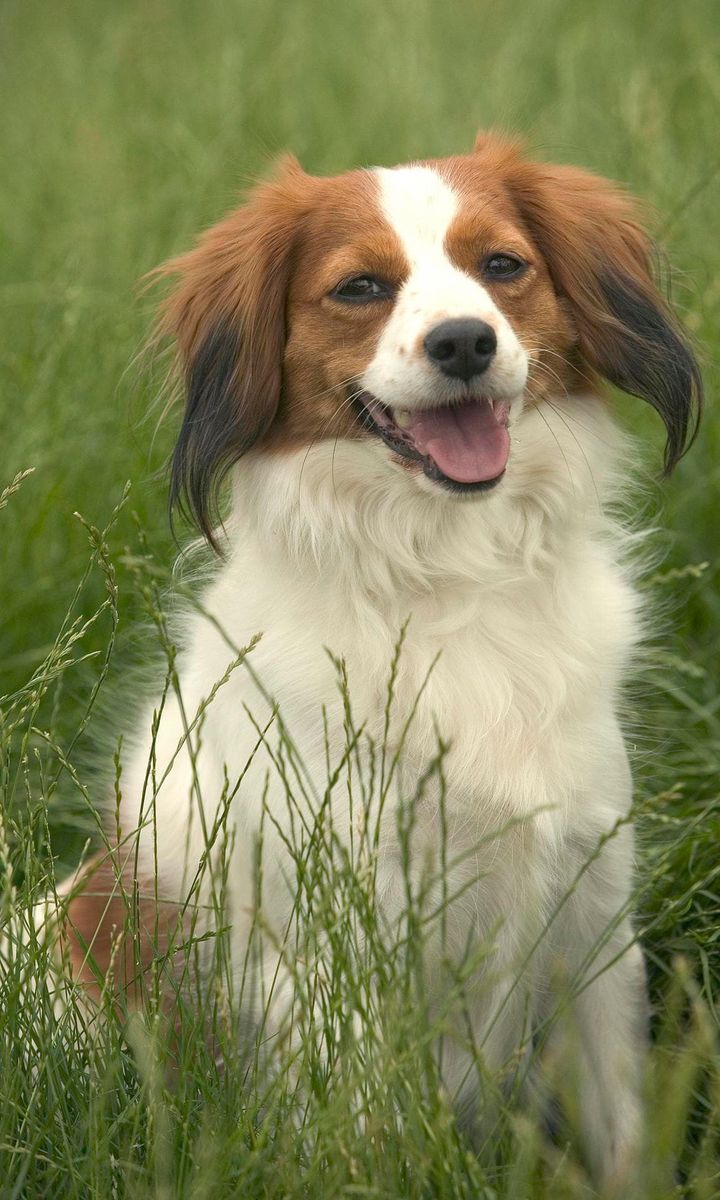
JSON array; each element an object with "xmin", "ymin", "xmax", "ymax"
[{"xmin": 406, "ymin": 399, "xmax": 510, "ymax": 483}]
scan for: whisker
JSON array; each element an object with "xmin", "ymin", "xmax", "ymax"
[
  {"xmin": 297, "ymin": 384, "xmax": 366, "ymax": 498},
  {"xmin": 524, "ymin": 344, "xmax": 598, "ymax": 394},
  {"xmin": 530, "ymin": 397, "xmax": 577, "ymax": 498},
  {"xmin": 525, "ymin": 374, "xmax": 602, "ymax": 506},
  {"xmin": 542, "ymin": 397, "xmax": 602, "ymax": 506},
  {"xmin": 524, "ymin": 354, "xmax": 622, "ymax": 450},
  {"xmin": 525, "ymin": 353, "xmax": 574, "ymax": 400}
]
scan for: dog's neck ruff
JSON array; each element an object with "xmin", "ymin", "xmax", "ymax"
[{"xmin": 228, "ymin": 394, "xmax": 630, "ymax": 608}]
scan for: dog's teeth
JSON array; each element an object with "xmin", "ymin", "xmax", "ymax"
[{"xmin": 395, "ymin": 409, "xmax": 412, "ymax": 428}]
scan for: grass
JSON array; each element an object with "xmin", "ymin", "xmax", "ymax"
[{"xmin": 1, "ymin": 0, "xmax": 719, "ymax": 1194}]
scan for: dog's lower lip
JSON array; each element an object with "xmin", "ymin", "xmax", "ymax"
[{"xmin": 352, "ymin": 391, "xmax": 509, "ymax": 490}]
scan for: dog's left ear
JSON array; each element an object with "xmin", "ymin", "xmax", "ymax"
[
  {"xmin": 506, "ymin": 158, "xmax": 703, "ymax": 471},
  {"xmin": 156, "ymin": 155, "xmax": 311, "ymax": 547}
]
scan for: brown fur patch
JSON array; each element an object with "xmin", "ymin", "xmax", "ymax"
[
  {"xmin": 437, "ymin": 134, "xmax": 686, "ymax": 410},
  {"xmin": 160, "ymin": 160, "xmax": 409, "ymax": 538},
  {"xmin": 436, "ymin": 147, "xmax": 585, "ymax": 404},
  {"xmin": 272, "ymin": 169, "xmax": 408, "ymax": 450},
  {"xmin": 60, "ymin": 851, "xmax": 181, "ymax": 1007}
]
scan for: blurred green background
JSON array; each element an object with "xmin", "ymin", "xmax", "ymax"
[
  {"xmin": 1, "ymin": 0, "xmax": 718, "ymax": 848},
  {"xmin": 2, "ymin": 7, "xmax": 719, "ymax": 1189}
]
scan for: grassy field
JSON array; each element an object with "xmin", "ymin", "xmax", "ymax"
[{"xmin": 1, "ymin": 0, "xmax": 719, "ymax": 1195}]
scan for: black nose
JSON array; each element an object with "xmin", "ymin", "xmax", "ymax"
[{"xmin": 424, "ymin": 318, "xmax": 497, "ymax": 381}]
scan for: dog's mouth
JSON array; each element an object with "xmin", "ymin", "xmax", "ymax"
[{"xmin": 354, "ymin": 392, "xmax": 511, "ymax": 491}]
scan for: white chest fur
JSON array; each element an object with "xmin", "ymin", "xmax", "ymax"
[{"xmin": 126, "ymin": 400, "xmax": 640, "ymax": 884}]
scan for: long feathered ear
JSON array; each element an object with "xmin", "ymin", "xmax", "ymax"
[
  {"xmin": 156, "ymin": 155, "xmax": 309, "ymax": 547},
  {"xmin": 504, "ymin": 158, "xmax": 702, "ymax": 471}
]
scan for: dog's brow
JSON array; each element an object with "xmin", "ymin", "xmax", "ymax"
[{"xmin": 374, "ymin": 165, "xmax": 458, "ymax": 263}]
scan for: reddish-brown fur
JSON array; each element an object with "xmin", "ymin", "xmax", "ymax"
[{"xmin": 61, "ymin": 852, "xmax": 180, "ymax": 1006}]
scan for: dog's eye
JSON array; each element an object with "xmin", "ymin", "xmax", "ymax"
[
  {"xmin": 331, "ymin": 275, "xmax": 393, "ymax": 303},
  {"xmin": 481, "ymin": 253, "xmax": 526, "ymax": 281}
]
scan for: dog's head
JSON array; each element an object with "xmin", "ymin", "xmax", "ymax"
[{"xmin": 159, "ymin": 134, "xmax": 701, "ymax": 545}]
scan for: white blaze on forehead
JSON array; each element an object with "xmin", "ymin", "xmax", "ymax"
[
  {"xmin": 375, "ymin": 164, "xmax": 459, "ymax": 262},
  {"xmin": 363, "ymin": 164, "xmax": 529, "ymax": 410}
]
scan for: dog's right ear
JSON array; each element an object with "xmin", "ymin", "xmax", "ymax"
[
  {"xmin": 156, "ymin": 156, "xmax": 310, "ymax": 548},
  {"xmin": 501, "ymin": 155, "xmax": 702, "ymax": 474}
]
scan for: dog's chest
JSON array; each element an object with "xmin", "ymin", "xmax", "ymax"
[
  {"xmin": 200, "ymin": 534, "xmax": 636, "ymax": 843},
  {"xmin": 322, "ymin": 572, "xmax": 622, "ymax": 812}
]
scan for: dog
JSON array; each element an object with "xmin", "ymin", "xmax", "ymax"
[{"xmin": 59, "ymin": 131, "xmax": 701, "ymax": 1185}]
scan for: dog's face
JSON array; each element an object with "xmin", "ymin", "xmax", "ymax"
[
  {"xmin": 160, "ymin": 134, "xmax": 701, "ymax": 541},
  {"xmin": 281, "ymin": 157, "xmax": 571, "ymax": 497}
]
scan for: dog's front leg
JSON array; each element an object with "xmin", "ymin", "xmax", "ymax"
[{"xmin": 550, "ymin": 817, "xmax": 648, "ymax": 1191}]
